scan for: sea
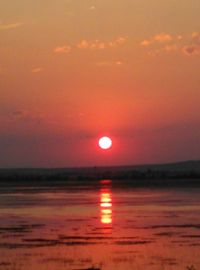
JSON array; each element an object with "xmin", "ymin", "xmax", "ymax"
[{"xmin": 0, "ymin": 179, "xmax": 200, "ymax": 270}]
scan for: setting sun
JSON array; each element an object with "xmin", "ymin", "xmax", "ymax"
[{"xmin": 98, "ymin": 136, "xmax": 112, "ymax": 150}]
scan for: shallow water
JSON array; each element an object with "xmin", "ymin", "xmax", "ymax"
[{"xmin": 0, "ymin": 180, "xmax": 200, "ymax": 270}]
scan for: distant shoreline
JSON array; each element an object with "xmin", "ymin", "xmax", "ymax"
[{"xmin": 0, "ymin": 160, "xmax": 200, "ymax": 188}]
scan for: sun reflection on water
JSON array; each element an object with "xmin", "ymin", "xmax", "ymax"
[{"xmin": 100, "ymin": 180, "xmax": 112, "ymax": 225}]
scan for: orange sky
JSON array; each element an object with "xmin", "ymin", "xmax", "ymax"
[{"xmin": 0, "ymin": 0, "xmax": 200, "ymax": 167}]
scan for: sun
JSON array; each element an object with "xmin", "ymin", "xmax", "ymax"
[{"xmin": 98, "ymin": 136, "xmax": 112, "ymax": 150}]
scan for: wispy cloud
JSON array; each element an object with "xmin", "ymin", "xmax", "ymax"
[
  {"xmin": 10, "ymin": 110, "xmax": 43, "ymax": 123},
  {"xmin": 31, "ymin": 67, "xmax": 43, "ymax": 73},
  {"xmin": 77, "ymin": 40, "xmax": 106, "ymax": 49},
  {"xmin": 96, "ymin": 60, "xmax": 123, "ymax": 67},
  {"xmin": 181, "ymin": 32, "xmax": 200, "ymax": 56},
  {"xmin": 0, "ymin": 22, "xmax": 23, "ymax": 30},
  {"xmin": 54, "ymin": 45, "xmax": 71, "ymax": 54},
  {"xmin": 191, "ymin": 32, "xmax": 200, "ymax": 43},
  {"xmin": 77, "ymin": 36, "xmax": 128, "ymax": 50},
  {"xmin": 182, "ymin": 45, "xmax": 200, "ymax": 56},
  {"xmin": 54, "ymin": 37, "xmax": 128, "ymax": 56},
  {"xmin": 77, "ymin": 40, "xmax": 91, "ymax": 49},
  {"xmin": 141, "ymin": 32, "xmax": 179, "ymax": 47},
  {"xmin": 154, "ymin": 33, "xmax": 173, "ymax": 43},
  {"xmin": 90, "ymin": 5, "xmax": 96, "ymax": 10},
  {"xmin": 11, "ymin": 110, "xmax": 27, "ymax": 118},
  {"xmin": 141, "ymin": 32, "xmax": 200, "ymax": 57},
  {"xmin": 141, "ymin": 39, "xmax": 151, "ymax": 46}
]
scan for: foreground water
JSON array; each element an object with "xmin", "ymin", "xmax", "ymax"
[{"xmin": 0, "ymin": 180, "xmax": 200, "ymax": 270}]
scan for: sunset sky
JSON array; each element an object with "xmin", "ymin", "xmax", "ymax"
[{"xmin": 0, "ymin": 0, "xmax": 200, "ymax": 167}]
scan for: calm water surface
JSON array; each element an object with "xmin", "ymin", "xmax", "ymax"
[{"xmin": 0, "ymin": 180, "xmax": 200, "ymax": 270}]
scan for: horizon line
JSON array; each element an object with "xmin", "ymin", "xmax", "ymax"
[{"xmin": 0, "ymin": 159, "xmax": 199, "ymax": 170}]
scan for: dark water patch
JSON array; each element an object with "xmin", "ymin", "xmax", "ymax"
[
  {"xmin": 125, "ymin": 219, "xmax": 137, "ymax": 223},
  {"xmin": 112, "ymin": 256, "xmax": 134, "ymax": 262},
  {"xmin": 72, "ymin": 227, "xmax": 80, "ymax": 231},
  {"xmin": 171, "ymin": 240, "xmax": 191, "ymax": 245},
  {"xmin": 165, "ymin": 214, "xmax": 179, "ymax": 218},
  {"xmin": 0, "ymin": 262, "xmax": 11, "ymax": 266},
  {"xmin": 79, "ymin": 259, "xmax": 92, "ymax": 263},
  {"xmin": 151, "ymin": 256, "xmax": 177, "ymax": 266},
  {"xmin": 72, "ymin": 267, "xmax": 101, "ymax": 270},
  {"xmin": 0, "ymin": 224, "xmax": 44, "ymax": 233},
  {"xmin": 59, "ymin": 235, "xmax": 141, "ymax": 241},
  {"xmin": 23, "ymin": 238, "xmax": 108, "ymax": 246},
  {"xmin": 42, "ymin": 257, "xmax": 93, "ymax": 265},
  {"xmin": 23, "ymin": 252, "xmax": 42, "ymax": 257},
  {"xmin": 87, "ymin": 232, "xmax": 105, "ymax": 235},
  {"xmin": 23, "ymin": 238, "xmax": 60, "ymax": 243},
  {"xmin": 64, "ymin": 241, "xmax": 107, "ymax": 246},
  {"xmin": 59, "ymin": 235, "xmax": 114, "ymax": 240},
  {"xmin": 1, "ymin": 233, "xmax": 26, "ymax": 239},
  {"xmin": 161, "ymin": 258, "xmax": 178, "ymax": 266},
  {"xmin": 0, "ymin": 242, "xmax": 59, "ymax": 249},
  {"xmin": 181, "ymin": 235, "xmax": 200, "ymax": 238},
  {"xmin": 118, "ymin": 236, "xmax": 139, "ymax": 239},
  {"xmin": 65, "ymin": 218, "xmax": 89, "ymax": 222},
  {"xmin": 92, "ymin": 227, "xmax": 112, "ymax": 230},
  {"xmin": 114, "ymin": 240, "xmax": 152, "ymax": 245},
  {"xmin": 189, "ymin": 243, "xmax": 200, "ymax": 246},
  {"xmin": 41, "ymin": 258, "xmax": 75, "ymax": 264},
  {"xmin": 113, "ymin": 250, "xmax": 139, "ymax": 255},
  {"xmin": 144, "ymin": 224, "xmax": 200, "ymax": 229},
  {"xmin": 91, "ymin": 227, "xmax": 112, "ymax": 233},
  {"xmin": 154, "ymin": 231, "xmax": 181, "ymax": 237}
]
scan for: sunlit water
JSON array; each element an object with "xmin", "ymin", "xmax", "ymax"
[{"xmin": 0, "ymin": 180, "xmax": 200, "ymax": 270}]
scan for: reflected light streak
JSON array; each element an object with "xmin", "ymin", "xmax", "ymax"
[
  {"xmin": 101, "ymin": 194, "xmax": 112, "ymax": 203},
  {"xmin": 101, "ymin": 216, "xmax": 112, "ymax": 224},
  {"xmin": 100, "ymin": 202, "xmax": 112, "ymax": 207},
  {"xmin": 101, "ymin": 209, "xmax": 112, "ymax": 214},
  {"xmin": 100, "ymin": 186, "xmax": 112, "ymax": 225}
]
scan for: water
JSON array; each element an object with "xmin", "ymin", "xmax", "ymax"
[{"xmin": 0, "ymin": 180, "xmax": 200, "ymax": 270}]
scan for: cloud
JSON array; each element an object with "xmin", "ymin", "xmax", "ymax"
[
  {"xmin": 77, "ymin": 40, "xmax": 90, "ymax": 49},
  {"xmin": 182, "ymin": 32, "xmax": 200, "ymax": 56},
  {"xmin": 141, "ymin": 33, "xmax": 174, "ymax": 46},
  {"xmin": 90, "ymin": 6, "xmax": 96, "ymax": 10},
  {"xmin": 115, "ymin": 37, "xmax": 127, "ymax": 45},
  {"xmin": 182, "ymin": 45, "xmax": 200, "ymax": 56},
  {"xmin": 177, "ymin": 35, "xmax": 183, "ymax": 41},
  {"xmin": 154, "ymin": 33, "xmax": 173, "ymax": 43},
  {"xmin": 0, "ymin": 22, "xmax": 23, "ymax": 30},
  {"xmin": 54, "ymin": 37, "xmax": 128, "ymax": 56},
  {"xmin": 11, "ymin": 110, "xmax": 27, "ymax": 118},
  {"xmin": 77, "ymin": 36, "xmax": 128, "ymax": 50},
  {"xmin": 10, "ymin": 110, "xmax": 43, "ymax": 123},
  {"xmin": 96, "ymin": 60, "xmax": 123, "ymax": 67},
  {"xmin": 115, "ymin": 60, "xmax": 123, "ymax": 65},
  {"xmin": 141, "ymin": 39, "xmax": 151, "ymax": 46},
  {"xmin": 54, "ymin": 45, "xmax": 71, "ymax": 54},
  {"xmin": 77, "ymin": 40, "xmax": 107, "ymax": 50},
  {"xmin": 141, "ymin": 31, "xmax": 200, "ymax": 57},
  {"xmin": 191, "ymin": 32, "xmax": 200, "ymax": 43},
  {"xmin": 164, "ymin": 44, "xmax": 178, "ymax": 52},
  {"xmin": 31, "ymin": 67, "xmax": 43, "ymax": 73}
]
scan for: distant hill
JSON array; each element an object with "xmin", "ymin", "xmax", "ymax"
[
  {"xmin": 0, "ymin": 160, "xmax": 200, "ymax": 187},
  {"xmin": 120, "ymin": 160, "xmax": 200, "ymax": 172}
]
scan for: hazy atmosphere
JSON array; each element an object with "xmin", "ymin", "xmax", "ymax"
[{"xmin": 1, "ymin": 0, "xmax": 200, "ymax": 167}]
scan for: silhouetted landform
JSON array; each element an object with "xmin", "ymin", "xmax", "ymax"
[{"xmin": 0, "ymin": 160, "xmax": 200, "ymax": 187}]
